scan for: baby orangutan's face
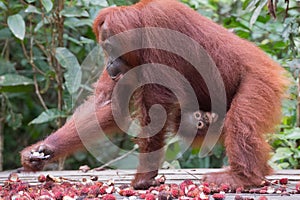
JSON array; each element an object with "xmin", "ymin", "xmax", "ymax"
[
  {"xmin": 180, "ymin": 110, "xmax": 218, "ymax": 139},
  {"xmin": 194, "ymin": 110, "xmax": 218, "ymax": 131}
]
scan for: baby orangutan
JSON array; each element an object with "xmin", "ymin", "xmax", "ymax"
[{"xmin": 194, "ymin": 111, "xmax": 218, "ymax": 132}]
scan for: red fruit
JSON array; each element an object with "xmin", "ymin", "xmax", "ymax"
[
  {"xmin": 80, "ymin": 187, "xmax": 90, "ymax": 195},
  {"xmin": 259, "ymin": 190, "xmax": 267, "ymax": 194},
  {"xmin": 89, "ymin": 185, "xmax": 100, "ymax": 196},
  {"xmin": 179, "ymin": 180, "xmax": 193, "ymax": 190},
  {"xmin": 202, "ymin": 182, "xmax": 209, "ymax": 187},
  {"xmin": 140, "ymin": 193, "xmax": 146, "ymax": 199},
  {"xmin": 187, "ymin": 187, "xmax": 200, "ymax": 197},
  {"xmin": 96, "ymin": 181, "xmax": 104, "ymax": 187},
  {"xmin": 148, "ymin": 186, "xmax": 156, "ymax": 193},
  {"xmin": 99, "ymin": 186, "xmax": 108, "ymax": 195},
  {"xmin": 179, "ymin": 189, "xmax": 184, "ymax": 196},
  {"xmin": 16, "ymin": 183, "xmax": 28, "ymax": 192},
  {"xmin": 199, "ymin": 192, "xmax": 209, "ymax": 200},
  {"xmin": 235, "ymin": 187, "xmax": 244, "ymax": 193},
  {"xmin": 278, "ymin": 186, "xmax": 287, "ymax": 192},
  {"xmin": 38, "ymin": 174, "xmax": 46, "ymax": 183},
  {"xmin": 60, "ymin": 182, "xmax": 72, "ymax": 188},
  {"xmin": 249, "ymin": 189, "xmax": 254, "ymax": 194},
  {"xmin": 234, "ymin": 195, "xmax": 244, "ymax": 200},
  {"xmin": 261, "ymin": 180, "xmax": 271, "ymax": 186},
  {"xmin": 103, "ymin": 194, "xmax": 116, "ymax": 200},
  {"xmin": 202, "ymin": 186, "xmax": 211, "ymax": 195},
  {"xmin": 296, "ymin": 181, "xmax": 300, "ymax": 192},
  {"xmin": 182, "ymin": 180, "xmax": 193, "ymax": 186},
  {"xmin": 258, "ymin": 196, "xmax": 268, "ymax": 200},
  {"xmin": 43, "ymin": 181, "xmax": 54, "ymax": 190},
  {"xmin": 179, "ymin": 197, "xmax": 192, "ymax": 200},
  {"xmin": 281, "ymin": 191, "xmax": 291, "ymax": 196},
  {"xmin": 158, "ymin": 184, "xmax": 170, "ymax": 192},
  {"xmin": 40, "ymin": 189, "xmax": 52, "ymax": 196},
  {"xmin": 279, "ymin": 178, "xmax": 288, "ymax": 185},
  {"xmin": 145, "ymin": 193, "xmax": 156, "ymax": 200},
  {"xmin": 212, "ymin": 193, "xmax": 225, "ymax": 200},
  {"xmin": 54, "ymin": 191, "xmax": 63, "ymax": 200},
  {"xmin": 220, "ymin": 184, "xmax": 230, "ymax": 193},
  {"xmin": 170, "ymin": 188, "xmax": 180, "ymax": 198},
  {"xmin": 119, "ymin": 189, "xmax": 136, "ymax": 196},
  {"xmin": 170, "ymin": 184, "xmax": 179, "ymax": 188}
]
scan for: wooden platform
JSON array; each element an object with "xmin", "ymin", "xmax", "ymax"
[{"xmin": 1, "ymin": 169, "xmax": 300, "ymax": 199}]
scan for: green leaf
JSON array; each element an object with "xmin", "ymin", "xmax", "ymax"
[
  {"xmin": 242, "ymin": 0, "xmax": 251, "ymax": 10},
  {"xmin": 273, "ymin": 41, "xmax": 287, "ymax": 50},
  {"xmin": 112, "ymin": 0, "xmax": 136, "ymax": 6},
  {"xmin": 0, "ymin": 74, "xmax": 33, "ymax": 87},
  {"xmin": 29, "ymin": 109, "xmax": 67, "ymax": 125},
  {"xmin": 277, "ymin": 162, "xmax": 290, "ymax": 169},
  {"xmin": 250, "ymin": 0, "xmax": 267, "ymax": 28},
  {"xmin": 286, "ymin": 129, "xmax": 300, "ymax": 140},
  {"xmin": 60, "ymin": 7, "xmax": 89, "ymax": 18},
  {"xmin": 0, "ymin": 28, "xmax": 12, "ymax": 40},
  {"xmin": 25, "ymin": 0, "xmax": 36, "ymax": 3},
  {"xmin": 165, "ymin": 142, "xmax": 180, "ymax": 161},
  {"xmin": 55, "ymin": 48, "xmax": 82, "ymax": 94},
  {"xmin": 64, "ymin": 18, "xmax": 93, "ymax": 28},
  {"xmin": 271, "ymin": 147, "xmax": 293, "ymax": 162},
  {"xmin": 245, "ymin": 0, "xmax": 260, "ymax": 12},
  {"xmin": 41, "ymin": 0, "xmax": 53, "ymax": 13},
  {"xmin": 7, "ymin": 14, "xmax": 26, "ymax": 40},
  {"xmin": 0, "ymin": 1, "xmax": 7, "ymax": 10},
  {"xmin": 0, "ymin": 74, "xmax": 34, "ymax": 93},
  {"xmin": 235, "ymin": 30, "xmax": 251, "ymax": 39},
  {"xmin": 0, "ymin": 59, "xmax": 16, "ymax": 75},
  {"xmin": 34, "ymin": 18, "xmax": 50, "ymax": 32},
  {"xmin": 90, "ymin": 0, "xmax": 109, "ymax": 7},
  {"xmin": 6, "ymin": 113, "xmax": 23, "ymax": 130},
  {"xmin": 25, "ymin": 5, "xmax": 41, "ymax": 14}
]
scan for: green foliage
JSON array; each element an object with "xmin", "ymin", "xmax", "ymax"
[
  {"xmin": 55, "ymin": 48, "xmax": 82, "ymax": 94},
  {"xmin": 7, "ymin": 14, "xmax": 26, "ymax": 40},
  {"xmin": 269, "ymin": 80, "xmax": 300, "ymax": 169},
  {"xmin": 0, "ymin": 0, "xmax": 299, "ymax": 170},
  {"xmin": 29, "ymin": 109, "xmax": 67, "ymax": 125},
  {"xmin": 0, "ymin": 0, "xmax": 108, "ymax": 169},
  {"xmin": 0, "ymin": 74, "xmax": 33, "ymax": 92},
  {"xmin": 270, "ymin": 127, "xmax": 300, "ymax": 169}
]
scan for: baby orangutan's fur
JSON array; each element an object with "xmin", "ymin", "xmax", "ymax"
[{"xmin": 21, "ymin": 0, "xmax": 288, "ymax": 190}]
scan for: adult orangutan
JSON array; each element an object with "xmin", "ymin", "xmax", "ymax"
[{"xmin": 21, "ymin": 0, "xmax": 288, "ymax": 189}]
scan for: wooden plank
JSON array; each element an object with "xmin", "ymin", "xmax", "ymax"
[
  {"xmin": 0, "ymin": 169, "xmax": 299, "ymax": 199},
  {"xmin": 0, "ymin": 169, "xmax": 300, "ymax": 184},
  {"xmin": 1, "ymin": 169, "xmax": 300, "ymax": 183}
]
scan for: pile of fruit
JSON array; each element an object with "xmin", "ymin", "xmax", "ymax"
[{"xmin": 0, "ymin": 172, "xmax": 299, "ymax": 200}]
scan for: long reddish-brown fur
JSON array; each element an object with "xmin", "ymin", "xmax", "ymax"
[{"xmin": 21, "ymin": 0, "xmax": 288, "ymax": 190}]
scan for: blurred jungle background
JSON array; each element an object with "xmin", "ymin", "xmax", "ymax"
[{"xmin": 0, "ymin": 0, "xmax": 299, "ymax": 171}]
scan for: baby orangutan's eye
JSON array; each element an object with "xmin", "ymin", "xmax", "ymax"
[
  {"xmin": 194, "ymin": 111, "xmax": 202, "ymax": 120},
  {"xmin": 197, "ymin": 121, "xmax": 205, "ymax": 129}
]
